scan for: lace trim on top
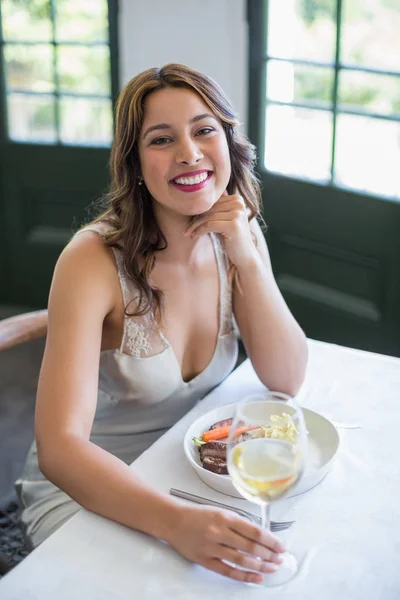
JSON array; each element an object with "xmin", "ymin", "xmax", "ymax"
[
  {"xmin": 74, "ymin": 225, "xmax": 233, "ymax": 358},
  {"xmin": 106, "ymin": 240, "xmax": 167, "ymax": 358},
  {"xmin": 110, "ymin": 251, "xmax": 150, "ymax": 357}
]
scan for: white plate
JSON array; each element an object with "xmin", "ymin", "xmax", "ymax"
[{"xmin": 183, "ymin": 403, "xmax": 340, "ymax": 499}]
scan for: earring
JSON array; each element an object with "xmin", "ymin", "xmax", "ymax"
[{"xmin": 138, "ymin": 176, "xmax": 144, "ymax": 186}]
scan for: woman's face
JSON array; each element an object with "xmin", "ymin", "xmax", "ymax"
[{"xmin": 138, "ymin": 87, "xmax": 231, "ymax": 218}]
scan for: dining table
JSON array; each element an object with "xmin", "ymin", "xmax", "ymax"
[{"xmin": 1, "ymin": 338, "xmax": 400, "ymax": 599}]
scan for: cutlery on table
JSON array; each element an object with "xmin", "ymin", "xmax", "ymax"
[{"xmin": 169, "ymin": 488, "xmax": 294, "ymax": 531}]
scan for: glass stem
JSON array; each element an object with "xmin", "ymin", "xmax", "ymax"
[{"xmin": 261, "ymin": 503, "xmax": 270, "ymax": 531}]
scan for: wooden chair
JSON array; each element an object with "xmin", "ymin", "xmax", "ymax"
[
  {"xmin": 0, "ymin": 310, "xmax": 48, "ymax": 352},
  {"xmin": 0, "ymin": 309, "xmax": 48, "ymax": 575}
]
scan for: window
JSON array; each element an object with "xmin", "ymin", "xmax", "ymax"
[
  {"xmin": 261, "ymin": 0, "xmax": 400, "ymax": 199},
  {"xmin": 0, "ymin": 0, "xmax": 113, "ymax": 146}
]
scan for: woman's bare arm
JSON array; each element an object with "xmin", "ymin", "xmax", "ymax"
[
  {"xmin": 35, "ymin": 233, "xmax": 179, "ymax": 540},
  {"xmin": 232, "ymin": 220, "xmax": 308, "ymax": 396}
]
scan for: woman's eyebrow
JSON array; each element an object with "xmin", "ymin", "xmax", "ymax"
[{"xmin": 142, "ymin": 113, "xmax": 217, "ymax": 140}]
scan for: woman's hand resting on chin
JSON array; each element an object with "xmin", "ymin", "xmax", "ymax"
[{"xmin": 183, "ymin": 191, "xmax": 259, "ymax": 270}]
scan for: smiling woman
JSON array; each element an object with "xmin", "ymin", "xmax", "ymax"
[
  {"xmin": 138, "ymin": 88, "xmax": 232, "ymax": 219},
  {"xmin": 15, "ymin": 63, "xmax": 307, "ymax": 585},
  {"xmin": 92, "ymin": 63, "xmax": 262, "ymax": 320}
]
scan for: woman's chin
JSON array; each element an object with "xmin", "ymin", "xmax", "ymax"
[{"xmin": 182, "ymin": 196, "xmax": 216, "ymax": 216}]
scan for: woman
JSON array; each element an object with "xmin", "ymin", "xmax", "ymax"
[{"xmin": 16, "ymin": 64, "xmax": 307, "ymax": 584}]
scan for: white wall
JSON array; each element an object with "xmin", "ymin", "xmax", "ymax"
[{"xmin": 119, "ymin": 0, "xmax": 248, "ymax": 131}]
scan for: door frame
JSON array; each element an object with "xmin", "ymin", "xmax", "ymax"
[{"xmin": 247, "ymin": 0, "xmax": 400, "ymax": 356}]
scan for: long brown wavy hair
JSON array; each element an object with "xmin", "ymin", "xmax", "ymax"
[{"xmin": 87, "ymin": 63, "xmax": 263, "ymax": 320}]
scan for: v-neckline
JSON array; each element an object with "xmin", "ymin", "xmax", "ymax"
[{"xmin": 153, "ymin": 233, "xmax": 224, "ymax": 386}]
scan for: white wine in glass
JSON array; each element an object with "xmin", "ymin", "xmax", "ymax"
[{"xmin": 227, "ymin": 391, "xmax": 307, "ymax": 586}]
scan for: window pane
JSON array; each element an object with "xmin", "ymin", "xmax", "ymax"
[
  {"xmin": 59, "ymin": 97, "xmax": 112, "ymax": 146},
  {"xmin": 334, "ymin": 115, "xmax": 400, "ymax": 199},
  {"xmin": 1, "ymin": 0, "xmax": 52, "ymax": 42},
  {"xmin": 4, "ymin": 44, "xmax": 54, "ymax": 93},
  {"xmin": 57, "ymin": 46, "xmax": 111, "ymax": 95},
  {"xmin": 267, "ymin": 0, "xmax": 336, "ymax": 62},
  {"xmin": 338, "ymin": 71, "xmax": 400, "ymax": 117},
  {"xmin": 341, "ymin": 0, "xmax": 400, "ymax": 72},
  {"xmin": 7, "ymin": 93, "xmax": 56, "ymax": 142},
  {"xmin": 267, "ymin": 60, "xmax": 334, "ymax": 107},
  {"xmin": 55, "ymin": 0, "xmax": 109, "ymax": 43},
  {"xmin": 265, "ymin": 105, "xmax": 332, "ymax": 181}
]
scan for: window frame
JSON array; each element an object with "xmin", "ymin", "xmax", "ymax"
[
  {"xmin": 248, "ymin": 0, "xmax": 400, "ymax": 200},
  {"xmin": 0, "ymin": 0, "xmax": 119, "ymax": 147}
]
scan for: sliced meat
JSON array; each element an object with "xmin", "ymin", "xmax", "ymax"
[
  {"xmin": 209, "ymin": 418, "xmax": 233, "ymax": 430},
  {"xmin": 202, "ymin": 456, "xmax": 228, "ymax": 475},
  {"xmin": 199, "ymin": 441, "xmax": 227, "ymax": 461}
]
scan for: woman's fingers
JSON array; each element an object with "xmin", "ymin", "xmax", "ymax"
[
  {"xmin": 201, "ymin": 557, "xmax": 264, "ymax": 584},
  {"xmin": 183, "ymin": 210, "xmax": 238, "ymax": 236},
  {"xmin": 185, "ymin": 220, "xmax": 231, "ymax": 239},
  {"xmin": 215, "ymin": 545, "xmax": 281, "ymax": 573},
  {"xmin": 184, "ymin": 215, "xmax": 238, "ymax": 238},
  {"xmin": 183, "ymin": 196, "xmax": 245, "ymax": 236},
  {"xmin": 211, "ymin": 515, "xmax": 285, "ymax": 563},
  {"xmin": 216, "ymin": 529, "xmax": 284, "ymax": 564},
  {"xmin": 218, "ymin": 191, "xmax": 243, "ymax": 206},
  {"xmin": 230, "ymin": 517, "xmax": 286, "ymax": 556}
]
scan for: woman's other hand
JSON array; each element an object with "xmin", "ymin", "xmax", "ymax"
[
  {"xmin": 167, "ymin": 504, "xmax": 286, "ymax": 584},
  {"xmin": 183, "ymin": 191, "xmax": 258, "ymax": 270}
]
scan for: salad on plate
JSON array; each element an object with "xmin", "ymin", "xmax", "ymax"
[{"xmin": 193, "ymin": 413, "xmax": 298, "ymax": 475}]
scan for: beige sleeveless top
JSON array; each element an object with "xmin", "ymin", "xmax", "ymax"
[
  {"xmin": 20, "ymin": 222, "xmax": 238, "ymax": 475},
  {"xmin": 80, "ymin": 221, "xmax": 239, "ymax": 462},
  {"xmin": 16, "ymin": 221, "xmax": 238, "ymax": 547}
]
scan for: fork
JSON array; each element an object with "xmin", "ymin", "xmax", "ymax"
[{"xmin": 169, "ymin": 488, "xmax": 294, "ymax": 531}]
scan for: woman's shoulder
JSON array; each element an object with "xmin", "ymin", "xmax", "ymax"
[
  {"xmin": 64, "ymin": 221, "xmax": 115, "ymax": 264},
  {"xmin": 74, "ymin": 220, "xmax": 115, "ymax": 241},
  {"xmin": 52, "ymin": 222, "xmax": 120, "ymax": 308}
]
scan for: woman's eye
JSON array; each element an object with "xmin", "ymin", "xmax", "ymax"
[
  {"xmin": 196, "ymin": 127, "xmax": 214, "ymax": 136},
  {"xmin": 150, "ymin": 128, "xmax": 214, "ymax": 145},
  {"xmin": 150, "ymin": 137, "xmax": 172, "ymax": 146}
]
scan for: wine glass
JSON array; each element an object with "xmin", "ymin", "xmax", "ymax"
[{"xmin": 226, "ymin": 391, "xmax": 307, "ymax": 586}]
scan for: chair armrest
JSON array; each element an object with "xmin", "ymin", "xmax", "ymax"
[{"xmin": 0, "ymin": 310, "xmax": 48, "ymax": 352}]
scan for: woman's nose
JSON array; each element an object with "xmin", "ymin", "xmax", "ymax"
[{"xmin": 175, "ymin": 138, "xmax": 203, "ymax": 165}]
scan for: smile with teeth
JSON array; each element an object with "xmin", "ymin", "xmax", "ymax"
[{"xmin": 173, "ymin": 172, "xmax": 210, "ymax": 186}]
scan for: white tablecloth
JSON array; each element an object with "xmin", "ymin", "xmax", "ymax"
[{"xmin": 1, "ymin": 339, "xmax": 400, "ymax": 599}]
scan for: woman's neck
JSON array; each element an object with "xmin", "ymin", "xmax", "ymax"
[{"xmin": 153, "ymin": 202, "xmax": 209, "ymax": 266}]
